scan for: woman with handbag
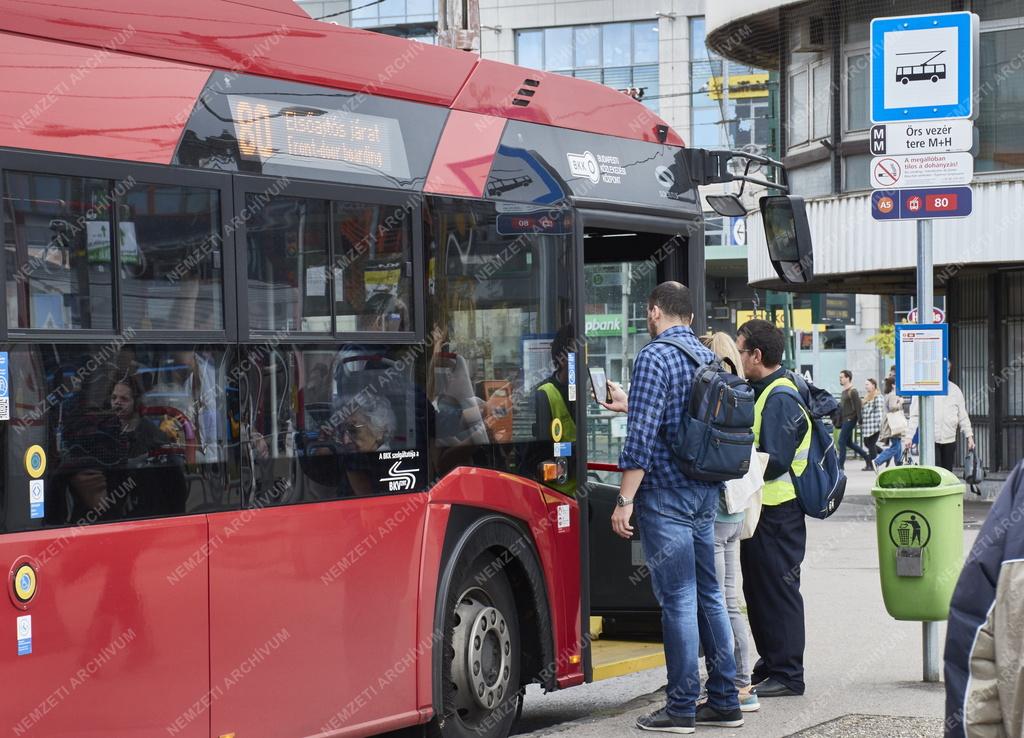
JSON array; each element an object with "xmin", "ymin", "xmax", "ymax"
[{"xmin": 873, "ymin": 377, "xmax": 907, "ymax": 469}]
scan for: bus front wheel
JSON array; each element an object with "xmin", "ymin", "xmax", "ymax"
[{"xmin": 432, "ymin": 554, "xmax": 521, "ymax": 738}]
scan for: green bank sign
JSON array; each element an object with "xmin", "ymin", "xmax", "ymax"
[{"xmin": 586, "ymin": 314, "xmax": 637, "ymax": 337}]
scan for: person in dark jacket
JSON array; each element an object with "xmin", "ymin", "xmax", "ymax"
[
  {"xmin": 945, "ymin": 460, "xmax": 1024, "ymax": 737},
  {"xmin": 838, "ymin": 369, "xmax": 873, "ymax": 470}
]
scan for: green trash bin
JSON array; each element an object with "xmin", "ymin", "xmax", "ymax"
[{"xmin": 871, "ymin": 465, "xmax": 964, "ymax": 621}]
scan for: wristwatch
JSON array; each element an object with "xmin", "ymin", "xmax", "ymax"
[{"xmin": 616, "ymin": 494, "xmax": 634, "ymax": 507}]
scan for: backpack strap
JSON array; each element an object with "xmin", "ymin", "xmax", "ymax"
[
  {"xmin": 770, "ymin": 384, "xmax": 810, "ymax": 414},
  {"xmin": 653, "ymin": 336, "xmax": 708, "ymax": 368}
]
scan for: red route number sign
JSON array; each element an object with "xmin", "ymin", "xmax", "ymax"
[{"xmin": 926, "ymin": 193, "xmax": 959, "ymax": 212}]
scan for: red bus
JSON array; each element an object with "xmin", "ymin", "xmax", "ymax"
[{"xmin": 0, "ymin": 2, "xmax": 809, "ymax": 737}]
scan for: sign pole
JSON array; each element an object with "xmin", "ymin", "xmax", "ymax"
[{"xmin": 916, "ymin": 217, "xmax": 940, "ymax": 683}]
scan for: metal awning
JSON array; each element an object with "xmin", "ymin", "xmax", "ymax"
[{"xmin": 747, "ymin": 179, "xmax": 1024, "ymax": 294}]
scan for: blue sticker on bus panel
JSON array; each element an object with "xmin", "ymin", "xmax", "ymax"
[
  {"xmin": 0, "ymin": 351, "xmax": 8, "ymax": 397},
  {"xmin": 16, "ymin": 616, "xmax": 31, "ymax": 656},
  {"xmin": 553, "ymin": 442, "xmax": 572, "ymax": 457},
  {"xmin": 567, "ymin": 353, "xmax": 576, "ymax": 386}
]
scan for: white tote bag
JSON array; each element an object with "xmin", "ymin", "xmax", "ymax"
[
  {"xmin": 731, "ymin": 451, "xmax": 769, "ymax": 541},
  {"xmin": 724, "ymin": 447, "xmax": 766, "ymax": 514}
]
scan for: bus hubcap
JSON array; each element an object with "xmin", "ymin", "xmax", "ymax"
[{"xmin": 452, "ymin": 591, "xmax": 511, "ymax": 714}]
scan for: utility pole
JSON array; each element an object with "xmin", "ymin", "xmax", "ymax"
[{"xmin": 437, "ymin": 0, "xmax": 479, "ymax": 52}]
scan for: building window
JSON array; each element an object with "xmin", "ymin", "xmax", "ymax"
[
  {"xmin": 812, "ymin": 61, "xmax": 832, "ymax": 140},
  {"xmin": 515, "ymin": 22, "xmax": 660, "ymax": 112},
  {"xmin": 296, "ymin": 0, "xmax": 437, "ymax": 38},
  {"xmin": 843, "ymin": 153, "xmax": 873, "ymax": 191},
  {"xmin": 973, "ymin": 0, "xmax": 1024, "ymax": 22},
  {"xmin": 788, "ymin": 69, "xmax": 809, "ymax": 146},
  {"xmin": 845, "ymin": 52, "xmax": 870, "ymax": 132},
  {"xmin": 704, "ymin": 215, "xmax": 725, "ymax": 247},
  {"xmin": 690, "ymin": 17, "xmax": 772, "ymax": 151},
  {"xmin": 977, "ymin": 23, "xmax": 1024, "ymax": 172}
]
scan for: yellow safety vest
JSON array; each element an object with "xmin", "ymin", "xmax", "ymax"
[
  {"xmin": 753, "ymin": 377, "xmax": 812, "ymax": 506},
  {"xmin": 539, "ymin": 382, "xmax": 576, "ymax": 495}
]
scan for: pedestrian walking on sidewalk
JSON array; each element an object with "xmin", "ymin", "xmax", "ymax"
[
  {"xmin": 838, "ymin": 369, "xmax": 873, "ymax": 470},
  {"xmin": 737, "ymin": 319, "xmax": 809, "ymax": 698},
  {"xmin": 905, "ymin": 360, "xmax": 974, "ymax": 472},
  {"xmin": 860, "ymin": 378, "xmax": 885, "ymax": 465},
  {"xmin": 873, "ymin": 377, "xmax": 906, "ymax": 469},
  {"xmin": 610, "ymin": 282, "xmax": 743, "ymax": 734},
  {"xmin": 699, "ymin": 332, "xmax": 760, "ymax": 714}
]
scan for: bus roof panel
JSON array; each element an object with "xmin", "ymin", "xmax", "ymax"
[
  {"xmin": 0, "ymin": 0, "xmax": 682, "ymax": 147},
  {"xmin": 0, "ymin": 32, "xmax": 212, "ymax": 164},
  {"xmin": 0, "ymin": 0, "xmax": 476, "ymax": 107},
  {"xmin": 453, "ymin": 60, "xmax": 682, "ymax": 147}
]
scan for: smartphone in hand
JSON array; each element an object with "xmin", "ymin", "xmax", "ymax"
[{"xmin": 588, "ymin": 366, "xmax": 611, "ymax": 404}]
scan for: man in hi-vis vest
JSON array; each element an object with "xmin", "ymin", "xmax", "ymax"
[
  {"xmin": 534, "ymin": 325, "xmax": 575, "ymax": 495},
  {"xmin": 736, "ymin": 319, "xmax": 811, "ymax": 698}
]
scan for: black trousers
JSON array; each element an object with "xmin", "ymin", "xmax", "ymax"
[
  {"xmin": 864, "ymin": 432, "xmax": 880, "ymax": 461},
  {"xmin": 936, "ymin": 442, "xmax": 957, "ymax": 471},
  {"xmin": 740, "ymin": 498, "xmax": 807, "ymax": 693}
]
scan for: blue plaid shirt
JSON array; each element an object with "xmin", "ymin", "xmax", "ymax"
[{"xmin": 619, "ymin": 325, "xmax": 720, "ymax": 495}]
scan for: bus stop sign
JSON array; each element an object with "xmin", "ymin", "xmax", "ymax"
[{"xmin": 870, "ymin": 12, "xmax": 979, "ymax": 123}]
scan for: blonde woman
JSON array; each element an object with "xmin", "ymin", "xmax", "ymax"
[{"xmin": 699, "ymin": 332, "xmax": 759, "ymax": 713}]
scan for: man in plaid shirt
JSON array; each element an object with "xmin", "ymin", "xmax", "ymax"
[{"xmin": 609, "ymin": 282, "xmax": 742, "ymax": 733}]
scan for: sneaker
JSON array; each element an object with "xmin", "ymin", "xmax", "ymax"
[
  {"xmin": 739, "ymin": 688, "xmax": 760, "ymax": 713},
  {"xmin": 695, "ymin": 703, "xmax": 744, "ymax": 728},
  {"xmin": 635, "ymin": 707, "xmax": 695, "ymax": 734}
]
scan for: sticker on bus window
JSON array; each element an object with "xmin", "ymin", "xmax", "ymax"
[
  {"xmin": 557, "ymin": 504, "xmax": 570, "ymax": 531},
  {"xmin": 0, "ymin": 351, "xmax": 8, "ymax": 421},
  {"xmin": 29, "ymin": 480, "xmax": 44, "ymax": 520},
  {"xmin": 553, "ymin": 442, "xmax": 572, "ymax": 457},
  {"xmin": 567, "ymin": 352, "xmax": 577, "ymax": 402},
  {"xmin": 16, "ymin": 615, "xmax": 31, "ymax": 656}
]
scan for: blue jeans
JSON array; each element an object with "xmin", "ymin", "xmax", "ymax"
[
  {"xmin": 874, "ymin": 436, "xmax": 904, "ymax": 467},
  {"xmin": 838, "ymin": 419, "xmax": 871, "ymax": 468},
  {"xmin": 637, "ymin": 486, "xmax": 739, "ymax": 717}
]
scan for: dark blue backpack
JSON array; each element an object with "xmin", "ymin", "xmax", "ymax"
[
  {"xmin": 654, "ymin": 337, "xmax": 755, "ymax": 482},
  {"xmin": 774, "ymin": 373, "xmax": 847, "ymax": 519}
]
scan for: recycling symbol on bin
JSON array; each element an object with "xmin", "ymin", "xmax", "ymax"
[{"xmin": 889, "ymin": 510, "xmax": 931, "ymax": 548}]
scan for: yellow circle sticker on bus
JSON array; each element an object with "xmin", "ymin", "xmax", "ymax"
[
  {"xmin": 24, "ymin": 446, "xmax": 46, "ymax": 479},
  {"xmin": 14, "ymin": 564, "xmax": 36, "ymax": 603},
  {"xmin": 550, "ymin": 418, "xmax": 563, "ymax": 442}
]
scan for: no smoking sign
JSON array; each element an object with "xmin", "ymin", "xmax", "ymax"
[{"xmin": 873, "ymin": 158, "xmax": 902, "ymax": 188}]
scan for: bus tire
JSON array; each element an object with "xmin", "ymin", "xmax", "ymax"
[{"xmin": 430, "ymin": 552, "xmax": 521, "ymax": 738}]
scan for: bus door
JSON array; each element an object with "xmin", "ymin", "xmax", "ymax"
[{"xmin": 577, "ymin": 208, "xmax": 704, "ymax": 679}]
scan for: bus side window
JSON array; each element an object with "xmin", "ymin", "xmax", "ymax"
[
  {"xmin": 424, "ymin": 198, "xmax": 577, "ymax": 490},
  {"xmin": 3, "ymin": 172, "xmax": 116, "ymax": 331},
  {"xmin": 240, "ymin": 345, "xmax": 426, "ymax": 507},
  {"xmin": 1, "ymin": 344, "xmax": 238, "ymax": 533}
]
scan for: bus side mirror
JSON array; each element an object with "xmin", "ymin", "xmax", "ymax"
[{"xmin": 760, "ymin": 195, "xmax": 814, "ymax": 284}]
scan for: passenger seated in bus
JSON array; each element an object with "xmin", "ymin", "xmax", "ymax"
[
  {"xmin": 299, "ymin": 393, "xmax": 396, "ymax": 498},
  {"xmin": 56, "ymin": 375, "xmax": 187, "ymax": 523}
]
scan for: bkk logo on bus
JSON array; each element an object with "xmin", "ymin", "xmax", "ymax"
[
  {"xmin": 567, "ymin": 151, "xmax": 600, "ymax": 184},
  {"xmin": 379, "ymin": 451, "xmax": 420, "ymax": 491}
]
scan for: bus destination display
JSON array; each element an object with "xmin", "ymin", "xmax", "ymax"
[{"xmin": 228, "ymin": 95, "xmax": 411, "ymax": 179}]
